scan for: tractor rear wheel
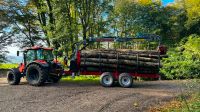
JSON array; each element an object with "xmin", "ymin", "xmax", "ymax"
[
  {"xmin": 7, "ymin": 68, "xmax": 21, "ymax": 85},
  {"xmin": 26, "ymin": 64, "xmax": 47, "ymax": 86}
]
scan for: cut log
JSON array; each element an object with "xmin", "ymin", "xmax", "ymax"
[
  {"xmin": 81, "ymin": 58, "xmax": 160, "ymax": 67},
  {"xmin": 81, "ymin": 51, "xmax": 167, "ymax": 59},
  {"xmin": 79, "ymin": 49, "xmax": 164, "ymax": 73},
  {"xmin": 81, "ymin": 53, "xmax": 159, "ymax": 62},
  {"xmin": 81, "ymin": 49, "xmax": 160, "ymax": 55}
]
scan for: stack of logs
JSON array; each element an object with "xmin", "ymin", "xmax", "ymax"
[{"xmin": 80, "ymin": 49, "xmax": 168, "ymax": 74}]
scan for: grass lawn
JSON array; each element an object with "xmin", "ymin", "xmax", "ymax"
[
  {"xmin": 0, "ymin": 63, "xmax": 18, "ymax": 69},
  {"xmin": 61, "ymin": 75, "xmax": 100, "ymax": 83}
]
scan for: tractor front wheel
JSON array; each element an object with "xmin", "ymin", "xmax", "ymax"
[
  {"xmin": 7, "ymin": 68, "xmax": 21, "ymax": 85},
  {"xmin": 26, "ymin": 64, "xmax": 47, "ymax": 86}
]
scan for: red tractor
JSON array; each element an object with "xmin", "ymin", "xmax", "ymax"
[{"xmin": 7, "ymin": 46, "xmax": 63, "ymax": 86}]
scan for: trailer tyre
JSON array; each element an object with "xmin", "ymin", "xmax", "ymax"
[
  {"xmin": 119, "ymin": 73, "xmax": 133, "ymax": 88},
  {"xmin": 7, "ymin": 68, "xmax": 21, "ymax": 85},
  {"xmin": 100, "ymin": 72, "xmax": 114, "ymax": 87},
  {"xmin": 26, "ymin": 64, "xmax": 47, "ymax": 86}
]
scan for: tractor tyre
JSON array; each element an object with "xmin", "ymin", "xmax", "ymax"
[
  {"xmin": 26, "ymin": 64, "xmax": 47, "ymax": 86},
  {"xmin": 100, "ymin": 72, "xmax": 114, "ymax": 87},
  {"xmin": 119, "ymin": 73, "xmax": 133, "ymax": 88},
  {"xmin": 7, "ymin": 68, "xmax": 21, "ymax": 85}
]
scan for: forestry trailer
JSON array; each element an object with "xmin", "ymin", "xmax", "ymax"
[{"xmin": 7, "ymin": 34, "xmax": 167, "ymax": 87}]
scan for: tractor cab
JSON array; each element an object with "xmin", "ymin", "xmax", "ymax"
[
  {"xmin": 18, "ymin": 46, "xmax": 54, "ymax": 65},
  {"xmin": 7, "ymin": 46, "xmax": 63, "ymax": 86}
]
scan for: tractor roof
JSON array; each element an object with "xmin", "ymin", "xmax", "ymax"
[{"xmin": 24, "ymin": 46, "xmax": 53, "ymax": 51}]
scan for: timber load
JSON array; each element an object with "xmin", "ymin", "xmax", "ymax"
[{"xmin": 79, "ymin": 49, "xmax": 167, "ymax": 74}]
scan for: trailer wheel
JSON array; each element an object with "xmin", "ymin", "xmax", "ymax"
[
  {"xmin": 7, "ymin": 69, "xmax": 21, "ymax": 85},
  {"xmin": 100, "ymin": 72, "xmax": 114, "ymax": 87},
  {"xmin": 119, "ymin": 73, "xmax": 133, "ymax": 88}
]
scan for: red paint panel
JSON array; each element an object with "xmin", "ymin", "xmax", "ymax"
[
  {"xmin": 19, "ymin": 63, "xmax": 25, "ymax": 73},
  {"xmin": 77, "ymin": 51, "xmax": 81, "ymax": 68},
  {"xmin": 63, "ymin": 70, "xmax": 160, "ymax": 79},
  {"xmin": 64, "ymin": 70, "xmax": 72, "ymax": 75},
  {"xmin": 131, "ymin": 73, "xmax": 160, "ymax": 78},
  {"xmin": 81, "ymin": 71, "xmax": 102, "ymax": 75},
  {"xmin": 35, "ymin": 60, "xmax": 47, "ymax": 64}
]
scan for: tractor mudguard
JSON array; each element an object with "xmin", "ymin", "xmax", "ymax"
[
  {"xmin": 23, "ymin": 61, "xmax": 49, "ymax": 76},
  {"xmin": 25, "ymin": 62, "xmax": 49, "ymax": 71},
  {"xmin": 10, "ymin": 68, "xmax": 21, "ymax": 75}
]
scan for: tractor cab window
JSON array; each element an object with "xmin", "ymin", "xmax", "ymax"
[
  {"xmin": 36, "ymin": 49, "xmax": 54, "ymax": 61},
  {"xmin": 26, "ymin": 50, "xmax": 36, "ymax": 63},
  {"xmin": 43, "ymin": 50, "xmax": 54, "ymax": 61},
  {"xmin": 37, "ymin": 49, "xmax": 44, "ymax": 60}
]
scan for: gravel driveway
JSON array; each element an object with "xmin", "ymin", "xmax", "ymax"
[{"xmin": 0, "ymin": 78, "xmax": 191, "ymax": 112}]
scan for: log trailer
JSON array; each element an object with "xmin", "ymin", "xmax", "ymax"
[
  {"xmin": 7, "ymin": 34, "xmax": 167, "ymax": 87},
  {"xmin": 65, "ymin": 34, "xmax": 167, "ymax": 87}
]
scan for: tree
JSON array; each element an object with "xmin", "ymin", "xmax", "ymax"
[
  {"xmin": 32, "ymin": 0, "xmax": 55, "ymax": 46},
  {"xmin": 1, "ymin": 0, "xmax": 47, "ymax": 48},
  {"xmin": 184, "ymin": 0, "xmax": 200, "ymax": 35},
  {"xmin": 0, "ymin": 1, "xmax": 13, "ymax": 62},
  {"xmin": 111, "ymin": 0, "xmax": 169, "ymax": 36},
  {"xmin": 0, "ymin": 32, "xmax": 13, "ymax": 63},
  {"xmin": 174, "ymin": 0, "xmax": 200, "ymax": 35}
]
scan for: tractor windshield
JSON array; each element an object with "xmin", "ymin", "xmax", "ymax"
[{"xmin": 37, "ymin": 49, "xmax": 54, "ymax": 61}]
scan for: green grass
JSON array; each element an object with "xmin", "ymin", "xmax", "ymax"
[
  {"xmin": 0, "ymin": 63, "xmax": 18, "ymax": 69},
  {"xmin": 61, "ymin": 75, "xmax": 100, "ymax": 83}
]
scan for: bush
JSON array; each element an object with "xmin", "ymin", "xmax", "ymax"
[{"xmin": 161, "ymin": 34, "xmax": 200, "ymax": 79}]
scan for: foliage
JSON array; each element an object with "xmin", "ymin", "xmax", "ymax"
[
  {"xmin": 0, "ymin": 63, "xmax": 18, "ymax": 69},
  {"xmin": 161, "ymin": 34, "xmax": 200, "ymax": 79},
  {"xmin": 0, "ymin": 1, "xmax": 13, "ymax": 63},
  {"xmin": 0, "ymin": 34, "xmax": 12, "ymax": 63},
  {"xmin": 50, "ymin": 0, "xmax": 113, "ymax": 55},
  {"xmin": 1, "ymin": 0, "xmax": 199, "ymax": 48},
  {"xmin": 0, "ymin": 0, "xmax": 47, "ymax": 48}
]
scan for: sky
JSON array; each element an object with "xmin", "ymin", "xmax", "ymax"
[
  {"xmin": 162, "ymin": 0, "xmax": 174, "ymax": 6},
  {"xmin": 6, "ymin": 0, "xmax": 174, "ymax": 56}
]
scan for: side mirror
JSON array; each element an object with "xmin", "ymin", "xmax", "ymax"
[{"xmin": 17, "ymin": 51, "xmax": 19, "ymax": 56}]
